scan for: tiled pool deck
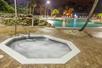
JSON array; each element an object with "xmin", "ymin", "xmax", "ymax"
[{"xmin": 0, "ymin": 26, "xmax": 102, "ymax": 68}]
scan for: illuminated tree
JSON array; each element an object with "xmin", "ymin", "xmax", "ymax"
[
  {"xmin": 97, "ymin": 13, "xmax": 102, "ymax": 17},
  {"xmin": 63, "ymin": 8, "xmax": 74, "ymax": 17},
  {"xmin": 51, "ymin": 9, "xmax": 59, "ymax": 16}
]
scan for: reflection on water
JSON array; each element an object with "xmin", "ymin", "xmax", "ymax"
[{"xmin": 73, "ymin": 18, "xmax": 77, "ymax": 27}]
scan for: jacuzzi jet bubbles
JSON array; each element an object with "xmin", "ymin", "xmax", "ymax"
[{"xmin": 0, "ymin": 35, "xmax": 80, "ymax": 64}]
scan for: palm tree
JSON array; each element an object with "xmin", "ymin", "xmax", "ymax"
[
  {"xmin": 0, "ymin": 0, "xmax": 14, "ymax": 13},
  {"xmin": 79, "ymin": 0, "xmax": 99, "ymax": 31}
]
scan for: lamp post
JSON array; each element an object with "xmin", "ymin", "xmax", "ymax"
[
  {"xmin": 14, "ymin": 0, "xmax": 17, "ymax": 17},
  {"xmin": 45, "ymin": 0, "xmax": 50, "ymax": 18},
  {"xmin": 14, "ymin": 0, "xmax": 17, "ymax": 36}
]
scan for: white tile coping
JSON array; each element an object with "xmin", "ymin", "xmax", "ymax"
[{"xmin": 0, "ymin": 35, "xmax": 80, "ymax": 64}]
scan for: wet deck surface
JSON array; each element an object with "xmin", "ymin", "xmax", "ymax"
[{"xmin": 0, "ymin": 27, "xmax": 102, "ymax": 68}]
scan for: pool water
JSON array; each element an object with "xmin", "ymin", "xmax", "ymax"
[
  {"xmin": 7, "ymin": 37, "xmax": 71, "ymax": 58},
  {"xmin": 51, "ymin": 18, "xmax": 102, "ymax": 28}
]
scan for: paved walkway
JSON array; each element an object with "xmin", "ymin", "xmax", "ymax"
[
  {"xmin": 0, "ymin": 27, "xmax": 102, "ymax": 68},
  {"xmin": 84, "ymin": 27, "xmax": 102, "ymax": 38}
]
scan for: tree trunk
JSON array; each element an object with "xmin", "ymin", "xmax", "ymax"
[
  {"xmin": 27, "ymin": 0, "xmax": 36, "ymax": 15},
  {"xmin": 79, "ymin": 0, "xmax": 99, "ymax": 31}
]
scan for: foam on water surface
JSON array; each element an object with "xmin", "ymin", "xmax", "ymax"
[{"xmin": 7, "ymin": 37, "xmax": 71, "ymax": 58}]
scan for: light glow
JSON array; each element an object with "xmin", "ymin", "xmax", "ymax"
[
  {"xmin": 74, "ymin": 14, "xmax": 78, "ymax": 18},
  {"xmin": 46, "ymin": 0, "xmax": 50, "ymax": 4}
]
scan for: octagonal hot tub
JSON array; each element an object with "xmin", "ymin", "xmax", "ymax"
[{"xmin": 0, "ymin": 35, "xmax": 80, "ymax": 64}]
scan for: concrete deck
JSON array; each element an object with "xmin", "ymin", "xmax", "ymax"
[{"xmin": 0, "ymin": 27, "xmax": 102, "ymax": 68}]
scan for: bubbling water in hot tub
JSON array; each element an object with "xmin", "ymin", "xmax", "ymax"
[{"xmin": 7, "ymin": 37, "xmax": 71, "ymax": 58}]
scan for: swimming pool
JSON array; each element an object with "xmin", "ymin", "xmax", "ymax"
[{"xmin": 48, "ymin": 18, "xmax": 102, "ymax": 28}]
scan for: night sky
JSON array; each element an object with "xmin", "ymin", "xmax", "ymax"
[
  {"xmin": 8, "ymin": 0, "xmax": 102, "ymax": 12},
  {"xmin": 96, "ymin": 0, "xmax": 102, "ymax": 13},
  {"xmin": 9, "ymin": 0, "xmax": 94, "ymax": 6}
]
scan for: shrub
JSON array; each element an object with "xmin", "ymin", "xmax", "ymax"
[{"xmin": 1, "ymin": 17, "xmax": 52, "ymax": 27}]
